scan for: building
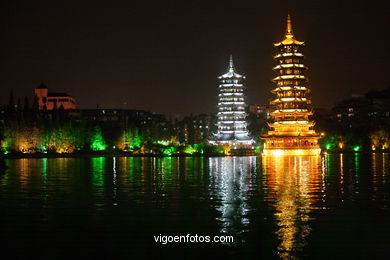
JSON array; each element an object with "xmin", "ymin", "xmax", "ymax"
[
  {"xmin": 67, "ymin": 108, "xmax": 172, "ymax": 139},
  {"xmin": 262, "ymin": 15, "xmax": 321, "ymax": 156},
  {"xmin": 331, "ymin": 86, "xmax": 390, "ymax": 129},
  {"xmin": 173, "ymin": 114, "xmax": 215, "ymax": 144},
  {"xmin": 34, "ymin": 83, "xmax": 76, "ymax": 110},
  {"xmin": 249, "ymin": 104, "xmax": 274, "ymax": 120},
  {"xmin": 209, "ymin": 55, "xmax": 254, "ymax": 147}
]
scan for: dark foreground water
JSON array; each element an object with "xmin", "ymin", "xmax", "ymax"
[{"xmin": 0, "ymin": 154, "xmax": 389, "ymax": 259}]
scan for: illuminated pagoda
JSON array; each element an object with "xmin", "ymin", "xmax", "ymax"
[
  {"xmin": 210, "ymin": 55, "xmax": 254, "ymax": 147},
  {"xmin": 262, "ymin": 15, "xmax": 321, "ymax": 156}
]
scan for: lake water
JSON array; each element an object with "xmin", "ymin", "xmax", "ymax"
[{"xmin": 0, "ymin": 154, "xmax": 389, "ymax": 259}]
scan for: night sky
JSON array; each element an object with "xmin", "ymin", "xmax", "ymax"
[{"xmin": 1, "ymin": 0, "xmax": 389, "ymax": 117}]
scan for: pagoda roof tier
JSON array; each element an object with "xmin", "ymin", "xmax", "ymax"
[
  {"xmin": 274, "ymin": 53, "xmax": 304, "ymax": 59},
  {"xmin": 218, "ymin": 55, "xmax": 245, "ymax": 79},
  {"xmin": 217, "ymin": 101, "xmax": 246, "ymax": 105},
  {"xmin": 270, "ymin": 109, "xmax": 312, "ymax": 114},
  {"xmin": 273, "ymin": 64, "xmax": 306, "ymax": 70},
  {"xmin": 262, "ymin": 134, "xmax": 321, "ymax": 139},
  {"xmin": 218, "ymin": 92, "xmax": 245, "ymax": 96},
  {"xmin": 274, "ymin": 40, "xmax": 304, "ymax": 47},
  {"xmin": 218, "ymin": 73, "xmax": 244, "ymax": 79},
  {"xmin": 218, "ymin": 87, "xmax": 244, "ymax": 91},
  {"xmin": 270, "ymin": 113, "xmax": 311, "ymax": 117},
  {"xmin": 212, "ymin": 139, "xmax": 254, "ymax": 145},
  {"xmin": 218, "ymin": 108, "xmax": 245, "ymax": 111},
  {"xmin": 272, "ymin": 90, "xmax": 310, "ymax": 95},
  {"xmin": 271, "ymin": 97, "xmax": 311, "ymax": 104},
  {"xmin": 273, "ymin": 75, "xmax": 306, "ymax": 81},
  {"xmin": 274, "ymin": 14, "xmax": 304, "ymax": 47},
  {"xmin": 219, "ymin": 97, "xmax": 245, "ymax": 101},
  {"xmin": 270, "ymin": 109, "xmax": 313, "ymax": 116},
  {"xmin": 268, "ymin": 120, "xmax": 315, "ymax": 126},
  {"xmin": 218, "ymin": 84, "xmax": 245, "ymax": 88},
  {"xmin": 271, "ymin": 113, "xmax": 312, "ymax": 118},
  {"xmin": 271, "ymin": 101, "xmax": 312, "ymax": 106},
  {"xmin": 217, "ymin": 130, "xmax": 251, "ymax": 134},
  {"xmin": 272, "ymin": 86, "xmax": 309, "ymax": 92},
  {"xmin": 217, "ymin": 111, "xmax": 247, "ymax": 115},
  {"xmin": 217, "ymin": 120, "xmax": 247, "ymax": 125},
  {"xmin": 217, "ymin": 117, "xmax": 247, "ymax": 120},
  {"xmin": 263, "ymin": 133, "xmax": 320, "ymax": 138},
  {"xmin": 271, "ymin": 90, "xmax": 310, "ymax": 94}
]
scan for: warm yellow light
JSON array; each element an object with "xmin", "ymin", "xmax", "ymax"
[
  {"xmin": 272, "ymin": 150, "xmax": 285, "ymax": 156},
  {"xmin": 295, "ymin": 150, "xmax": 302, "ymax": 155},
  {"xmin": 222, "ymin": 144, "xmax": 232, "ymax": 155},
  {"xmin": 263, "ymin": 148, "xmax": 321, "ymax": 156}
]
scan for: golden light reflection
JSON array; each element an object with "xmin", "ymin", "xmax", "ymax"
[
  {"xmin": 263, "ymin": 148, "xmax": 321, "ymax": 156},
  {"xmin": 371, "ymin": 153, "xmax": 389, "ymax": 209},
  {"xmin": 19, "ymin": 158, "xmax": 34, "ymax": 187},
  {"xmin": 340, "ymin": 153, "xmax": 344, "ymax": 199},
  {"xmin": 262, "ymin": 155, "xmax": 323, "ymax": 258}
]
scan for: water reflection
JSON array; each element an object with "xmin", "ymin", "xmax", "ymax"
[
  {"xmin": 91, "ymin": 157, "xmax": 107, "ymax": 210},
  {"xmin": 372, "ymin": 153, "xmax": 389, "ymax": 209},
  {"xmin": 0, "ymin": 154, "xmax": 389, "ymax": 258},
  {"xmin": 208, "ymin": 157, "xmax": 257, "ymax": 240},
  {"xmin": 262, "ymin": 155, "xmax": 323, "ymax": 259}
]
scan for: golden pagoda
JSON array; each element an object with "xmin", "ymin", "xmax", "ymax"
[{"xmin": 262, "ymin": 15, "xmax": 321, "ymax": 156}]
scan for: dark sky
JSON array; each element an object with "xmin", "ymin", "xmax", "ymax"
[{"xmin": 1, "ymin": 0, "xmax": 389, "ymax": 117}]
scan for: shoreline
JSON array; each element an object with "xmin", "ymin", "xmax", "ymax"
[{"xmin": 1, "ymin": 150, "xmax": 389, "ymax": 159}]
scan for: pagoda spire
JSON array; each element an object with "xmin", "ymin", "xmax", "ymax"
[
  {"xmin": 286, "ymin": 14, "xmax": 293, "ymax": 36},
  {"xmin": 274, "ymin": 13, "xmax": 304, "ymax": 46},
  {"xmin": 219, "ymin": 55, "xmax": 244, "ymax": 78},
  {"xmin": 228, "ymin": 54, "xmax": 235, "ymax": 72}
]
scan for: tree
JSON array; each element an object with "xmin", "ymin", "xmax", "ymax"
[{"xmin": 90, "ymin": 126, "xmax": 107, "ymax": 151}]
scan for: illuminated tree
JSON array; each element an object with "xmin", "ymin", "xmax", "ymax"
[
  {"xmin": 90, "ymin": 126, "xmax": 107, "ymax": 151},
  {"xmin": 370, "ymin": 129, "xmax": 390, "ymax": 150},
  {"xmin": 320, "ymin": 134, "xmax": 337, "ymax": 151},
  {"xmin": 116, "ymin": 127, "xmax": 143, "ymax": 151}
]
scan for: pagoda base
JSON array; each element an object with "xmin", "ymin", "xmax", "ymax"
[
  {"xmin": 262, "ymin": 147, "xmax": 321, "ymax": 156},
  {"xmin": 261, "ymin": 134, "xmax": 322, "ymax": 156}
]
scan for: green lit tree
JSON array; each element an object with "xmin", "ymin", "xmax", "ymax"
[{"xmin": 90, "ymin": 126, "xmax": 107, "ymax": 151}]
